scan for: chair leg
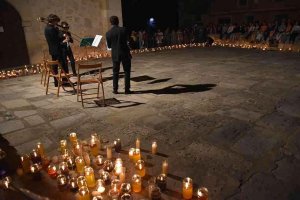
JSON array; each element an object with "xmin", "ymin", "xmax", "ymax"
[
  {"xmin": 57, "ymin": 74, "xmax": 61, "ymax": 97},
  {"xmin": 40, "ymin": 70, "xmax": 44, "ymax": 85},
  {"xmin": 97, "ymin": 83, "xmax": 100, "ymax": 98},
  {"xmin": 46, "ymin": 74, "xmax": 50, "ymax": 95},
  {"xmin": 77, "ymin": 80, "xmax": 80, "ymax": 102},
  {"xmin": 80, "ymin": 83, "xmax": 84, "ymax": 107},
  {"xmin": 43, "ymin": 70, "xmax": 48, "ymax": 87},
  {"xmin": 101, "ymin": 82, "xmax": 105, "ymax": 106}
]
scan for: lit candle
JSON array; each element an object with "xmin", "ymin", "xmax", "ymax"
[
  {"xmin": 128, "ymin": 148, "xmax": 135, "ymax": 161},
  {"xmin": 162, "ymin": 160, "xmax": 168, "ymax": 175},
  {"xmin": 119, "ymin": 167, "xmax": 126, "ymax": 183},
  {"xmin": 95, "ymin": 179, "xmax": 106, "ymax": 194},
  {"xmin": 78, "ymin": 186, "xmax": 90, "ymax": 200},
  {"xmin": 90, "ymin": 137, "xmax": 99, "ymax": 157},
  {"xmin": 66, "ymin": 156, "xmax": 76, "ymax": 170},
  {"xmin": 77, "ymin": 176, "xmax": 87, "ymax": 188},
  {"xmin": 60, "ymin": 140, "xmax": 67, "ymax": 153},
  {"xmin": 30, "ymin": 149, "xmax": 42, "ymax": 164},
  {"xmin": 132, "ymin": 149, "xmax": 141, "ymax": 163},
  {"xmin": 94, "ymin": 155, "xmax": 104, "ymax": 167},
  {"xmin": 182, "ymin": 177, "xmax": 193, "ymax": 199},
  {"xmin": 135, "ymin": 138, "xmax": 140, "ymax": 149},
  {"xmin": 156, "ymin": 174, "xmax": 167, "ymax": 191},
  {"xmin": 59, "ymin": 162, "xmax": 69, "ymax": 175},
  {"xmin": 74, "ymin": 142, "xmax": 83, "ymax": 156},
  {"xmin": 91, "ymin": 133, "xmax": 101, "ymax": 150},
  {"xmin": 83, "ymin": 152, "xmax": 91, "ymax": 166},
  {"xmin": 36, "ymin": 142, "xmax": 45, "ymax": 158},
  {"xmin": 20, "ymin": 154, "xmax": 31, "ymax": 173},
  {"xmin": 99, "ymin": 170, "xmax": 111, "ymax": 185},
  {"xmin": 75, "ymin": 156, "xmax": 85, "ymax": 174},
  {"xmin": 69, "ymin": 132, "xmax": 78, "ymax": 146},
  {"xmin": 85, "ymin": 166, "xmax": 96, "ymax": 188},
  {"xmin": 151, "ymin": 141, "xmax": 157, "ymax": 154},
  {"xmin": 114, "ymin": 138, "xmax": 122, "ymax": 153},
  {"xmin": 47, "ymin": 164, "xmax": 58, "ymax": 178},
  {"xmin": 69, "ymin": 177, "xmax": 79, "ymax": 192},
  {"xmin": 113, "ymin": 158, "xmax": 122, "ymax": 175},
  {"xmin": 30, "ymin": 163, "xmax": 42, "ymax": 180},
  {"xmin": 135, "ymin": 160, "xmax": 146, "ymax": 177},
  {"xmin": 103, "ymin": 160, "xmax": 114, "ymax": 172},
  {"xmin": 120, "ymin": 183, "xmax": 131, "ymax": 195},
  {"xmin": 57, "ymin": 174, "xmax": 67, "ymax": 191},
  {"xmin": 132, "ymin": 174, "xmax": 142, "ymax": 193},
  {"xmin": 197, "ymin": 187, "xmax": 209, "ymax": 200},
  {"xmin": 106, "ymin": 145, "xmax": 112, "ymax": 159}
]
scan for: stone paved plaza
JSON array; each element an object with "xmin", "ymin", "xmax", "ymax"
[{"xmin": 1, "ymin": 47, "xmax": 300, "ymax": 199}]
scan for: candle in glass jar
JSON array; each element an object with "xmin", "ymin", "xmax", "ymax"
[
  {"xmin": 132, "ymin": 174, "xmax": 142, "ymax": 193},
  {"xmin": 84, "ymin": 166, "xmax": 96, "ymax": 188},
  {"xmin": 106, "ymin": 145, "xmax": 112, "ymax": 159},
  {"xmin": 60, "ymin": 140, "xmax": 67, "ymax": 153},
  {"xmin": 98, "ymin": 170, "xmax": 111, "ymax": 185},
  {"xmin": 78, "ymin": 186, "xmax": 90, "ymax": 200},
  {"xmin": 132, "ymin": 149, "xmax": 141, "ymax": 163},
  {"xmin": 75, "ymin": 156, "xmax": 85, "ymax": 174},
  {"xmin": 20, "ymin": 154, "xmax": 31, "ymax": 173},
  {"xmin": 156, "ymin": 174, "xmax": 167, "ymax": 191},
  {"xmin": 59, "ymin": 162, "xmax": 69, "ymax": 175},
  {"xmin": 94, "ymin": 155, "xmax": 104, "ymax": 167},
  {"xmin": 135, "ymin": 138, "xmax": 140, "ymax": 149},
  {"xmin": 36, "ymin": 142, "xmax": 45, "ymax": 157},
  {"xmin": 197, "ymin": 187, "xmax": 209, "ymax": 200},
  {"xmin": 83, "ymin": 152, "xmax": 91, "ymax": 166},
  {"xmin": 119, "ymin": 167, "xmax": 126, "ymax": 183},
  {"xmin": 95, "ymin": 179, "xmax": 106, "ymax": 194},
  {"xmin": 69, "ymin": 132, "xmax": 78, "ymax": 146},
  {"xmin": 57, "ymin": 174, "xmax": 67, "ymax": 191},
  {"xmin": 77, "ymin": 176, "xmax": 87, "ymax": 188},
  {"xmin": 135, "ymin": 160, "xmax": 146, "ymax": 177},
  {"xmin": 103, "ymin": 160, "xmax": 114, "ymax": 172},
  {"xmin": 151, "ymin": 141, "xmax": 157, "ymax": 154},
  {"xmin": 90, "ymin": 137, "xmax": 99, "ymax": 157},
  {"xmin": 74, "ymin": 142, "xmax": 83, "ymax": 156},
  {"xmin": 66, "ymin": 156, "xmax": 76, "ymax": 170},
  {"xmin": 48, "ymin": 164, "xmax": 58, "ymax": 178},
  {"xmin": 114, "ymin": 138, "xmax": 122, "ymax": 153},
  {"xmin": 182, "ymin": 177, "xmax": 193, "ymax": 199},
  {"xmin": 120, "ymin": 183, "xmax": 131, "ymax": 195},
  {"xmin": 30, "ymin": 149, "xmax": 42, "ymax": 164},
  {"xmin": 69, "ymin": 177, "xmax": 79, "ymax": 192},
  {"xmin": 128, "ymin": 148, "xmax": 135, "ymax": 161},
  {"xmin": 91, "ymin": 133, "xmax": 101, "ymax": 150},
  {"xmin": 162, "ymin": 160, "xmax": 168, "ymax": 175},
  {"xmin": 114, "ymin": 158, "xmax": 123, "ymax": 175},
  {"xmin": 30, "ymin": 163, "xmax": 42, "ymax": 180}
]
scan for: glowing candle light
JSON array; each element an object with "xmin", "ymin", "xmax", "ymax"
[
  {"xmin": 90, "ymin": 135, "xmax": 99, "ymax": 157},
  {"xmin": 78, "ymin": 186, "xmax": 90, "ymax": 200},
  {"xmin": 74, "ymin": 142, "xmax": 83, "ymax": 156},
  {"xmin": 156, "ymin": 174, "xmax": 167, "ymax": 191},
  {"xmin": 77, "ymin": 176, "xmax": 87, "ymax": 188},
  {"xmin": 132, "ymin": 174, "xmax": 142, "ymax": 193},
  {"xmin": 57, "ymin": 174, "xmax": 67, "ymax": 191},
  {"xmin": 59, "ymin": 161, "xmax": 69, "ymax": 175},
  {"xmin": 20, "ymin": 154, "xmax": 31, "ymax": 173},
  {"xmin": 128, "ymin": 148, "xmax": 135, "ymax": 161},
  {"xmin": 135, "ymin": 138, "xmax": 140, "ymax": 149},
  {"xmin": 95, "ymin": 179, "xmax": 106, "ymax": 194},
  {"xmin": 36, "ymin": 142, "xmax": 45, "ymax": 158},
  {"xmin": 114, "ymin": 158, "xmax": 123, "ymax": 175},
  {"xmin": 119, "ymin": 167, "xmax": 126, "ymax": 183},
  {"xmin": 132, "ymin": 148, "xmax": 141, "ymax": 163},
  {"xmin": 197, "ymin": 187, "xmax": 209, "ymax": 200},
  {"xmin": 69, "ymin": 132, "xmax": 78, "ymax": 146},
  {"xmin": 30, "ymin": 149, "xmax": 42, "ymax": 164},
  {"xmin": 75, "ymin": 156, "xmax": 85, "ymax": 174},
  {"xmin": 151, "ymin": 141, "xmax": 157, "ymax": 154},
  {"xmin": 85, "ymin": 166, "xmax": 96, "ymax": 188},
  {"xmin": 135, "ymin": 160, "xmax": 146, "ymax": 177},
  {"xmin": 182, "ymin": 177, "xmax": 193, "ymax": 199},
  {"xmin": 162, "ymin": 160, "xmax": 168, "ymax": 175},
  {"xmin": 106, "ymin": 145, "xmax": 112, "ymax": 159},
  {"xmin": 47, "ymin": 164, "xmax": 58, "ymax": 178},
  {"xmin": 60, "ymin": 140, "xmax": 67, "ymax": 153}
]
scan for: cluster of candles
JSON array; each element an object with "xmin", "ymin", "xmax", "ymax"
[
  {"xmin": 18, "ymin": 133, "xmax": 209, "ymax": 199},
  {"xmin": 2, "ymin": 40, "xmax": 298, "ymax": 80}
]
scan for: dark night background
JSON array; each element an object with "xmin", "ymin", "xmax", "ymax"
[
  {"xmin": 121, "ymin": 0, "xmax": 212, "ymax": 31},
  {"xmin": 121, "ymin": 0, "xmax": 179, "ymax": 31}
]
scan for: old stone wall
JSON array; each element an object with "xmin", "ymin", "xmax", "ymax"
[{"xmin": 6, "ymin": 0, "xmax": 122, "ymax": 64}]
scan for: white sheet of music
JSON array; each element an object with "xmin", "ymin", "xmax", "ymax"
[{"xmin": 92, "ymin": 35, "xmax": 102, "ymax": 47}]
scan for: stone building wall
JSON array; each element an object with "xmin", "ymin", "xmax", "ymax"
[{"xmin": 6, "ymin": 0, "xmax": 122, "ymax": 64}]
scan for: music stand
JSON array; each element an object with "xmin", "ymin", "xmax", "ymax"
[{"xmin": 80, "ymin": 37, "xmax": 94, "ymax": 58}]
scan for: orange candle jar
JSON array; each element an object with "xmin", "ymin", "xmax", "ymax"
[
  {"xmin": 84, "ymin": 166, "xmax": 96, "ymax": 188},
  {"xmin": 182, "ymin": 177, "xmax": 193, "ymax": 199},
  {"xmin": 132, "ymin": 174, "xmax": 142, "ymax": 193},
  {"xmin": 135, "ymin": 160, "xmax": 146, "ymax": 177}
]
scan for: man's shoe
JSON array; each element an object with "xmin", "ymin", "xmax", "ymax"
[
  {"xmin": 113, "ymin": 90, "xmax": 118, "ymax": 94},
  {"xmin": 125, "ymin": 90, "xmax": 133, "ymax": 94}
]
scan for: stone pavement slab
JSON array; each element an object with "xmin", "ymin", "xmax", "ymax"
[
  {"xmin": 14, "ymin": 110, "xmax": 37, "ymax": 118},
  {"xmin": 23, "ymin": 114, "xmax": 45, "ymax": 126},
  {"xmin": 0, "ymin": 120, "xmax": 25, "ymax": 134},
  {"xmin": 1, "ymin": 99, "xmax": 31, "ymax": 109}
]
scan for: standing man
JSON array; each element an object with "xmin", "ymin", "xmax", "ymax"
[
  {"xmin": 44, "ymin": 14, "xmax": 64, "ymax": 86},
  {"xmin": 106, "ymin": 16, "xmax": 132, "ymax": 94}
]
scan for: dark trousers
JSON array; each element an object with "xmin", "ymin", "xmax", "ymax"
[
  {"xmin": 51, "ymin": 54, "xmax": 62, "ymax": 87},
  {"xmin": 113, "ymin": 57, "xmax": 131, "ymax": 91},
  {"xmin": 62, "ymin": 47, "xmax": 76, "ymax": 75}
]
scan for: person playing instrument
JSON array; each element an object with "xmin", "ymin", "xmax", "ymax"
[
  {"xmin": 60, "ymin": 21, "xmax": 77, "ymax": 76},
  {"xmin": 44, "ymin": 14, "xmax": 65, "ymax": 86}
]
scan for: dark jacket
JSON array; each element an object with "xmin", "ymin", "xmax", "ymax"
[
  {"xmin": 60, "ymin": 31, "xmax": 73, "ymax": 49},
  {"xmin": 44, "ymin": 24, "xmax": 63, "ymax": 56},
  {"xmin": 106, "ymin": 25, "xmax": 131, "ymax": 62}
]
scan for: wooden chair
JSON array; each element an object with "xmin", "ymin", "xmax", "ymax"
[
  {"xmin": 77, "ymin": 63, "xmax": 105, "ymax": 107},
  {"xmin": 40, "ymin": 59, "xmax": 47, "ymax": 86},
  {"xmin": 45, "ymin": 60, "xmax": 76, "ymax": 97}
]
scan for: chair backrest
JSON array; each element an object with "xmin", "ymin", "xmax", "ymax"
[
  {"xmin": 77, "ymin": 63, "xmax": 103, "ymax": 81},
  {"xmin": 45, "ymin": 60, "xmax": 60, "ymax": 74}
]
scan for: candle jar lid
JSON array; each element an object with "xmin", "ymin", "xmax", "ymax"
[
  {"xmin": 120, "ymin": 183, "xmax": 132, "ymax": 194},
  {"xmin": 103, "ymin": 160, "xmax": 114, "ymax": 172}
]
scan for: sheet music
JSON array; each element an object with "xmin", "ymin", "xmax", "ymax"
[{"xmin": 92, "ymin": 35, "xmax": 102, "ymax": 47}]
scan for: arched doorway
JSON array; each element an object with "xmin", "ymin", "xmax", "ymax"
[{"xmin": 0, "ymin": 1, "xmax": 29, "ymax": 69}]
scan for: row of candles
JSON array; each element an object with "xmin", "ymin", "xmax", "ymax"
[
  {"xmin": 1, "ymin": 41, "xmax": 299, "ymax": 80},
  {"xmin": 19, "ymin": 132, "xmax": 209, "ymax": 199}
]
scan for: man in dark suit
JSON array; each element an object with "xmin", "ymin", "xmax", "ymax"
[
  {"xmin": 44, "ymin": 14, "xmax": 65, "ymax": 86},
  {"xmin": 106, "ymin": 16, "xmax": 132, "ymax": 94}
]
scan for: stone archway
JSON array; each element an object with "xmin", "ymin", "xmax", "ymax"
[{"xmin": 0, "ymin": 1, "xmax": 29, "ymax": 69}]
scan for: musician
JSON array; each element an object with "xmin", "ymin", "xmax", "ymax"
[
  {"xmin": 60, "ymin": 21, "xmax": 77, "ymax": 76},
  {"xmin": 44, "ymin": 14, "xmax": 64, "ymax": 86}
]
